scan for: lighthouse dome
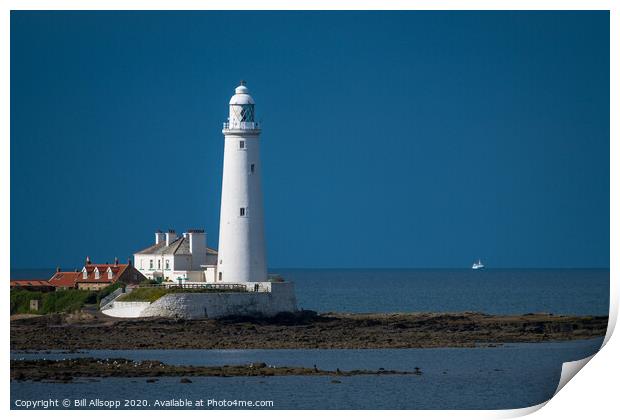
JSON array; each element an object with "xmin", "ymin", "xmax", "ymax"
[{"xmin": 229, "ymin": 81, "xmax": 255, "ymax": 105}]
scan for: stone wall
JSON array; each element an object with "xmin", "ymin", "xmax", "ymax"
[{"xmin": 103, "ymin": 282, "xmax": 297, "ymax": 319}]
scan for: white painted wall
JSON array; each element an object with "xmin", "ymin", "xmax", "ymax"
[
  {"xmin": 102, "ymin": 301, "xmax": 151, "ymax": 318},
  {"xmin": 203, "ymin": 266, "xmax": 217, "ymax": 282},
  {"xmin": 218, "ymin": 84, "xmax": 267, "ymax": 284},
  {"xmin": 141, "ymin": 282, "xmax": 297, "ymax": 319},
  {"xmin": 102, "ymin": 282, "xmax": 297, "ymax": 319}
]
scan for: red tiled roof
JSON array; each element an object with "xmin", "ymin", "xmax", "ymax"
[
  {"xmin": 10, "ymin": 279, "xmax": 53, "ymax": 287},
  {"xmin": 48, "ymin": 263, "xmax": 130, "ymax": 287},
  {"xmin": 49, "ymin": 272, "xmax": 81, "ymax": 288},
  {"xmin": 76, "ymin": 264, "xmax": 129, "ymax": 284}
]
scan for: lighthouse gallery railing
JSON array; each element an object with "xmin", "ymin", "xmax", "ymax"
[{"xmin": 223, "ymin": 121, "xmax": 260, "ymax": 130}]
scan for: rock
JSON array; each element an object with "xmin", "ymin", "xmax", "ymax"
[
  {"xmin": 10, "ymin": 312, "xmax": 609, "ymax": 351},
  {"xmin": 180, "ymin": 378, "xmax": 192, "ymax": 383}
]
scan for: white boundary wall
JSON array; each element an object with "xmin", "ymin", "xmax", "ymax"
[{"xmin": 102, "ymin": 282, "xmax": 297, "ymax": 319}]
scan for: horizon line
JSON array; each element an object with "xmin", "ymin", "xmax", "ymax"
[{"xmin": 10, "ymin": 266, "xmax": 611, "ymax": 271}]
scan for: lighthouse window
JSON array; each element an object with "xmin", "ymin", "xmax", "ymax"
[
  {"xmin": 250, "ymin": 164, "xmax": 255, "ymax": 173},
  {"xmin": 240, "ymin": 207, "xmax": 246, "ymax": 217},
  {"xmin": 240, "ymin": 104, "xmax": 254, "ymax": 122},
  {"xmin": 239, "ymin": 140, "xmax": 245, "ymax": 149}
]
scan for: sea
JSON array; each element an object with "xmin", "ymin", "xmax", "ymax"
[{"xmin": 10, "ymin": 268, "xmax": 610, "ymax": 410}]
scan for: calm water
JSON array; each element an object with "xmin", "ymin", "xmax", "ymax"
[
  {"xmin": 285, "ymin": 268, "xmax": 609, "ymax": 315},
  {"xmin": 11, "ymin": 268, "xmax": 609, "ymax": 315},
  {"xmin": 11, "ymin": 339, "xmax": 603, "ymax": 409},
  {"xmin": 10, "ymin": 268, "xmax": 608, "ymax": 409}
]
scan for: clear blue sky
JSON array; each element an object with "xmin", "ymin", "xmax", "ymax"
[{"xmin": 10, "ymin": 11, "xmax": 609, "ymax": 269}]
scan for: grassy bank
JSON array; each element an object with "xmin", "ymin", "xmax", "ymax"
[
  {"xmin": 10, "ymin": 289, "xmax": 96, "ymax": 315},
  {"xmin": 11, "ymin": 283, "xmax": 125, "ymax": 315},
  {"xmin": 117, "ymin": 288, "xmax": 169, "ymax": 303},
  {"xmin": 118, "ymin": 286, "xmax": 247, "ymax": 302}
]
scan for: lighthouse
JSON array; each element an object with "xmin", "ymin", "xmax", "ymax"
[
  {"xmin": 217, "ymin": 82, "xmax": 267, "ymax": 283},
  {"xmin": 126, "ymin": 81, "xmax": 297, "ymax": 317}
]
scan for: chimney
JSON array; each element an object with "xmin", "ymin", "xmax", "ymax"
[
  {"xmin": 187, "ymin": 229, "xmax": 206, "ymax": 256},
  {"xmin": 155, "ymin": 230, "xmax": 165, "ymax": 245},
  {"xmin": 114, "ymin": 257, "xmax": 119, "ymax": 266},
  {"xmin": 127, "ymin": 258, "xmax": 132, "ymax": 267},
  {"xmin": 85, "ymin": 256, "xmax": 91, "ymax": 265},
  {"xmin": 56, "ymin": 267, "xmax": 60, "ymax": 273},
  {"xmin": 165, "ymin": 229, "xmax": 177, "ymax": 246}
]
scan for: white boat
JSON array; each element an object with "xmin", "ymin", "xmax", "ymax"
[{"xmin": 472, "ymin": 259, "xmax": 485, "ymax": 270}]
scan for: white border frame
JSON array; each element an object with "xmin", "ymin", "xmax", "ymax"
[{"xmin": 2, "ymin": 2, "xmax": 616, "ymax": 419}]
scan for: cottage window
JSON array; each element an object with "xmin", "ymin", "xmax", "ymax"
[
  {"xmin": 149, "ymin": 259, "xmax": 153, "ymax": 269},
  {"xmin": 165, "ymin": 259, "xmax": 170, "ymax": 270},
  {"xmin": 219, "ymin": 272, "xmax": 222, "ymax": 281},
  {"xmin": 158, "ymin": 260, "xmax": 161, "ymax": 269}
]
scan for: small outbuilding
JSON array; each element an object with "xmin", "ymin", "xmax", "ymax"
[{"xmin": 9, "ymin": 279, "xmax": 55, "ymax": 292}]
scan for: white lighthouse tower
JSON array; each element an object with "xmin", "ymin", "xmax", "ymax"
[{"xmin": 217, "ymin": 81, "xmax": 267, "ymax": 283}]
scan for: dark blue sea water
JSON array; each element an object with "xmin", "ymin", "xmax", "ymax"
[
  {"xmin": 278, "ymin": 269, "xmax": 610, "ymax": 315},
  {"xmin": 11, "ymin": 268, "xmax": 610, "ymax": 315},
  {"xmin": 11, "ymin": 339, "xmax": 603, "ymax": 410}
]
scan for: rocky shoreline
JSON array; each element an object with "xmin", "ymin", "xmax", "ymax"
[
  {"xmin": 10, "ymin": 311, "xmax": 608, "ymax": 350},
  {"xmin": 11, "ymin": 358, "xmax": 422, "ymax": 382}
]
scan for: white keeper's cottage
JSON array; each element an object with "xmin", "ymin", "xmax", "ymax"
[{"xmin": 134, "ymin": 229, "xmax": 218, "ymax": 283}]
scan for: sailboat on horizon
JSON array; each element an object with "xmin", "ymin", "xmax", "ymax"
[{"xmin": 472, "ymin": 259, "xmax": 485, "ymax": 270}]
